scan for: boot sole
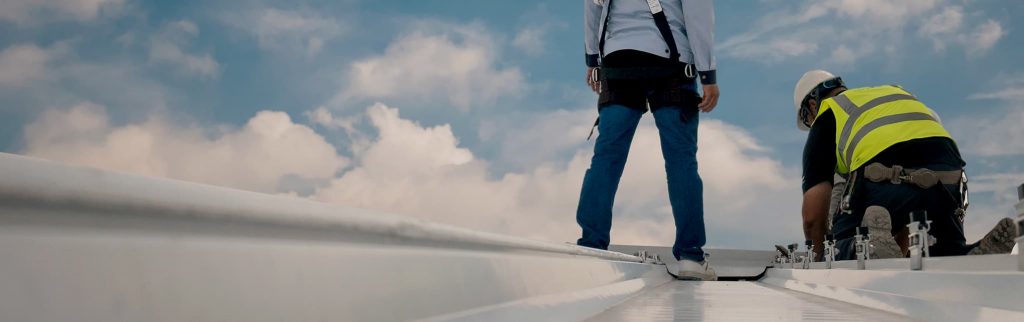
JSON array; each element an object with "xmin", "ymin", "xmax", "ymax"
[
  {"xmin": 968, "ymin": 218, "xmax": 1018, "ymax": 255},
  {"xmin": 862, "ymin": 206, "xmax": 904, "ymax": 259}
]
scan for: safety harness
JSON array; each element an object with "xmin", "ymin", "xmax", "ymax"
[
  {"xmin": 587, "ymin": 0, "xmax": 700, "ymax": 140},
  {"xmin": 822, "ymin": 88, "xmax": 969, "ymax": 224}
]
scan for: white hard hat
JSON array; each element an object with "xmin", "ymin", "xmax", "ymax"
[{"xmin": 793, "ymin": 70, "xmax": 837, "ymax": 131}]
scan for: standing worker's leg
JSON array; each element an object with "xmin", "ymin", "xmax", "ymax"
[
  {"xmin": 652, "ymin": 106, "xmax": 706, "ymax": 262},
  {"xmin": 576, "ymin": 105, "xmax": 645, "ymax": 250}
]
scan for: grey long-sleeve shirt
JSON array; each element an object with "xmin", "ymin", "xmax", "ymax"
[{"xmin": 584, "ymin": 0, "xmax": 716, "ymax": 84}]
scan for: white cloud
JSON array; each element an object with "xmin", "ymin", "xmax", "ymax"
[
  {"xmin": 828, "ymin": 45, "xmax": 859, "ymax": 65},
  {"xmin": 919, "ymin": 7, "xmax": 1005, "ymax": 56},
  {"xmin": 723, "ymin": 37, "xmax": 820, "ymax": 63},
  {"xmin": 21, "ymin": 103, "xmax": 349, "ymax": 194},
  {"xmin": 148, "ymin": 20, "xmax": 220, "ymax": 79},
  {"xmin": 313, "ymin": 103, "xmax": 802, "ymax": 247},
  {"xmin": 0, "ymin": 44, "xmax": 53, "ymax": 87},
  {"xmin": 721, "ymin": 0, "xmax": 1004, "ymax": 65},
  {"xmin": 225, "ymin": 8, "xmax": 345, "ymax": 57},
  {"xmin": 0, "ymin": 0, "xmax": 125, "ymax": 26},
  {"xmin": 338, "ymin": 22, "xmax": 525, "ymax": 111},
  {"xmin": 918, "ymin": 6, "xmax": 964, "ymax": 52},
  {"xmin": 306, "ymin": 106, "xmax": 357, "ymax": 131},
  {"xmin": 966, "ymin": 20, "xmax": 1006, "ymax": 56},
  {"xmin": 970, "ymin": 87, "xmax": 1024, "ymax": 101},
  {"xmin": 513, "ymin": 26, "xmax": 547, "ymax": 56}
]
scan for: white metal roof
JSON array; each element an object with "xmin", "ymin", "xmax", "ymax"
[{"xmin": 1, "ymin": 152, "xmax": 1022, "ymax": 322}]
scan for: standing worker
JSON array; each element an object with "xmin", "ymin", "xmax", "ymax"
[
  {"xmin": 577, "ymin": 0, "xmax": 719, "ymax": 280},
  {"xmin": 794, "ymin": 70, "xmax": 1017, "ymax": 260}
]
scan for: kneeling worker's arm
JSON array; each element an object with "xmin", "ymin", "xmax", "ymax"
[{"xmin": 802, "ymin": 182, "xmax": 832, "ymax": 258}]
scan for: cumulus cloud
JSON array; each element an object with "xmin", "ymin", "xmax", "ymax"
[
  {"xmin": 338, "ymin": 22, "xmax": 525, "ymax": 111},
  {"xmin": 148, "ymin": 20, "xmax": 220, "ymax": 79},
  {"xmin": 224, "ymin": 8, "xmax": 345, "ymax": 57},
  {"xmin": 17, "ymin": 98, "xmax": 803, "ymax": 248},
  {"xmin": 21, "ymin": 103, "xmax": 349, "ymax": 194},
  {"xmin": 721, "ymin": 0, "xmax": 1005, "ymax": 64},
  {"xmin": 313, "ymin": 103, "xmax": 802, "ymax": 247},
  {"xmin": 0, "ymin": 0, "xmax": 125, "ymax": 26}
]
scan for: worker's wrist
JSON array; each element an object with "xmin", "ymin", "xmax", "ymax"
[
  {"xmin": 698, "ymin": 70, "xmax": 716, "ymax": 85},
  {"xmin": 586, "ymin": 54, "xmax": 600, "ymax": 68}
]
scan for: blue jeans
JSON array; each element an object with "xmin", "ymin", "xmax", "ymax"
[{"xmin": 576, "ymin": 104, "xmax": 706, "ymax": 262}]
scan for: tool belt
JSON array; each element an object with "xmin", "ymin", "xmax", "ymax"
[{"xmin": 862, "ymin": 163, "xmax": 962, "ymax": 189}]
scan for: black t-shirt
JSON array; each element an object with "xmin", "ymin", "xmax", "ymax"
[{"xmin": 801, "ymin": 109, "xmax": 966, "ymax": 192}]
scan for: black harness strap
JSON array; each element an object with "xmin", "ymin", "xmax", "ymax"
[{"xmin": 648, "ymin": 1, "xmax": 681, "ymax": 63}]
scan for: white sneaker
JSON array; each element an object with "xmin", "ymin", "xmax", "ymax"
[{"xmin": 676, "ymin": 259, "xmax": 717, "ymax": 281}]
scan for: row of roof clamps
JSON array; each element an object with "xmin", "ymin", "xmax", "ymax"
[{"xmin": 779, "ymin": 228, "xmax": 875, "ymax": 271}]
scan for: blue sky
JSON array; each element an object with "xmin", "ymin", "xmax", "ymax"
[{"xmin": 1, "ymin": 0, "xmax": 1022, "ymax": 249}]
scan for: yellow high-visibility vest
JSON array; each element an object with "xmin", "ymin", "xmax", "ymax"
[{"xmin": 816, "ymin": 85, "xmax": 953, "ymax": 174}]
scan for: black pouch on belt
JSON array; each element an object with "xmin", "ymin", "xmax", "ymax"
[{"xmin": 597, "ymin": 77, "xmax": 648, "ymax": 111}]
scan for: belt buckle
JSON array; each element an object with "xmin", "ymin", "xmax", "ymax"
[{"xmin": 890, "ymin": 165, "xmax": 904, "ymax": 184}]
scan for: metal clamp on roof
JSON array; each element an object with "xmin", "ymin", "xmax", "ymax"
[
  {"xmin": 908, "ymin": 211, "xmax": 934, "ymax": 271},
  {"xmin": 855, "ymin": 227, "xmax": 871, "ymax": 270},
  {"xmin": 823, "ymin": 234, "xmax": 837, "ymax": 269}
]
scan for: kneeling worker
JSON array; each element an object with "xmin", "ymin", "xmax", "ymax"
[{"xmin": 794, "ymin": 70, "xmax": 1017, "ymax": 260}]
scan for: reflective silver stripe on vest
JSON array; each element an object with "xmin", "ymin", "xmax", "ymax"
[
  {"xmin": 843, "ymin": 112, "xmax": 939, "ymax": 169},
  {"xmin": 832, "ymin": 93, "xmax": 918, "ymax": 165}
]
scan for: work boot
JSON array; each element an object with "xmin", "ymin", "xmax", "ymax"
[
  {"xmin": 676, "ymin": 259, "xmax": 717, "ymax": 281},
  {"xmin": 861, "ymin": 206, "xmax": 903, "ymax": 259},
  {"xmin": 968, "ymin": 218, "xmax": 1018, "ymax": 255}
]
